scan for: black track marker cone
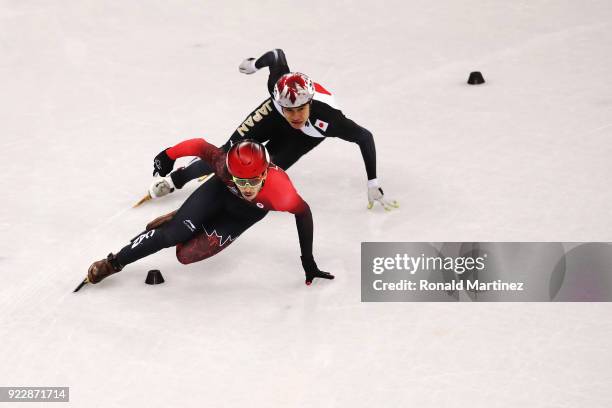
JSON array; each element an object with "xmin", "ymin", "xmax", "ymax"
[
  {"xmin": 467, "ymin": 71, "xmax": 485, "ymax": 85},
  {"xmin": 145, "ymin": 270, "xmax": 165, "ymax": 285}
]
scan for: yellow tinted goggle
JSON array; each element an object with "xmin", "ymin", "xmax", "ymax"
[{"xmin": 232, "ymin": 175, "xmax": 265, "ymax": 188}]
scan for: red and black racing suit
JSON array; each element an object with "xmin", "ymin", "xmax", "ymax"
[{"xmin": 116, "ymin": 138, "xmax": 315, "ymax": 268}]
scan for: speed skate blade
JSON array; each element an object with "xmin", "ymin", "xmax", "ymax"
[
  {"xmin": 133, "ymin": 192, "xmax": 152, "ymax": 208},
  {"xmin": 73, "ymin": 278, "xmax": 88, "ymax": 293},
  {"xmin": 197, "ymin": 173, "xmax": 213, "ymax": 183}
]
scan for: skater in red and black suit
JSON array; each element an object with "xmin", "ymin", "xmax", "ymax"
[
  {"xmin": 149, "ymin": 48, "xmax": 398, "ymax": 211},
  {"xmin": 86, "ymin": 139, "xmax": 333, "ymax": 287}
]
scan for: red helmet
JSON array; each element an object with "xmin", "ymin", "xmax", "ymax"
[
  {"xmin": 273, "ymin": 72, "xmax": 315, "ymax": 108},
  {"xmin": 226, "ymin": 141, "xmax": 270, "ymax": 178}
]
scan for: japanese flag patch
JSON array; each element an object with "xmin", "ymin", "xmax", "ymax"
[{"xmin": 314, "ymin": 119, "xmax": 329, "ymax": 132}]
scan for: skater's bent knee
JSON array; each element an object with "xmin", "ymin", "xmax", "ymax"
[
  {"xmin": 175, "ymin": 234, "xmax": 226, "ymax": 265},
  {"xmin": 176, "ymin": 244, "xmax": 199, "ymax": 265}
]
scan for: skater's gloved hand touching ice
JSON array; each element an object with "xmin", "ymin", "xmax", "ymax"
[
  {"xmin": 367, "ymin": 179, "xmax": 399, "ymax": 211},
  {"xmin": 301, "ymin": 255, "xmax": 334, "ymax": 286},
  {"xmin": 152, "ymin": 149, "xmax": 175, "ymax": 177}
]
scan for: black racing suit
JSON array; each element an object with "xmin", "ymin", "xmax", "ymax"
[
  {"xmin": 160, "ymin": 49, "xmax": 378, "ymax": 245},
  {"xmin": 169, "ymin": 48, "xmax": 377, "ymax": 188},
  {"xmin": 117, "ymin": 139, "xmax": 314, "ymax": 268}
]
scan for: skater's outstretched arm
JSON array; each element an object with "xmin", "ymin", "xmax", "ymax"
[
  {"xmin": 164, "ymin": 138, "xmax": 230, "ymax": 180},
  {"xmin": 238, "ymin": 48, "xmax": 291, "ymax": 95},
  {"xmin": 270, "ymin": 170, "xmax": 334, "ymax": 285},
  {"xmin": 293, "ymin": 202, "xmax": 334, "ymax": 285},
  {"xmin": 319, "ymin": 109, "xmax": 398, "ymax": 211},
  {"xmin": 329, "ymin": 114, "xmax": 377, "ymax": 181},
  {"xmin": 153, "ymin": 137, "xmax": 224, "ymax": 177}
]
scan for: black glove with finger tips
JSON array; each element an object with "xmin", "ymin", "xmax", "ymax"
[
  {"xmin": 301, "ymin": 254, "xmax": 334, "ymax": 286},
  {"xmin": 152, "ymin": 149, "xmax": 175, "ymax": 177}
]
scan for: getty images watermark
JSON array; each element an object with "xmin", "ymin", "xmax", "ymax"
[{"xmin": 361, "ymin": 242, "xmax": 612, "ymax": 302}]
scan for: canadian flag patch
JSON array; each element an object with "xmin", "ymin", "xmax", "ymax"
[{"xmin": 314, "ymin": 119, "xmax": 329, "ymax": 132}]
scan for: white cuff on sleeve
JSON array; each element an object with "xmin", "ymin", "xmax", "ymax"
[{"xmin": 367, "ymin": 178, "xmax": 380, "ymax": 188}]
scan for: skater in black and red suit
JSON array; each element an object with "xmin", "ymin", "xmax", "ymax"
[
  {"xmin": 85, "ymin": 139, "xmax": 333, "ymax": 286},
  {"xmin": 148, "ymin": 48, "xmax": 398, "ymax": 212}
]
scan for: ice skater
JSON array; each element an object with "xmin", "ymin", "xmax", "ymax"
[
  {"xmin": 146, "ymin": 48, "xmax": 398, "ymax": 212},
  {"xmin": 81, "ymin": 139, "xmax": 334, "ymax": 289}
]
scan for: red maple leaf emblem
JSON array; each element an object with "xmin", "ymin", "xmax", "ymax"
[{"xmin": 278, "ymin": 75, "xmax": 307, "ymax": 104}]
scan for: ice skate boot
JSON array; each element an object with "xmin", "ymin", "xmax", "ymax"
[
  {"xmin": 133, "ymin": 176, "xmax": 176, "ymax": 207},
  {"xmin": 149, "ymin": 176, "xmax": 175, "ymax": 198},
  {"xmin": 87, "ymin": 253, "xmax": 123, "ymax": 284}
]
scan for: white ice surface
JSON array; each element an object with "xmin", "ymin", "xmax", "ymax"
[{"xmin": 1, "ymin": 1, "xmax": 612, "ymax": 407}]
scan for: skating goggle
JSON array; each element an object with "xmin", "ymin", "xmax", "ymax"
[{"xmin": 232, "ymin": 175, "xmax": 266, "ymax": 188}]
